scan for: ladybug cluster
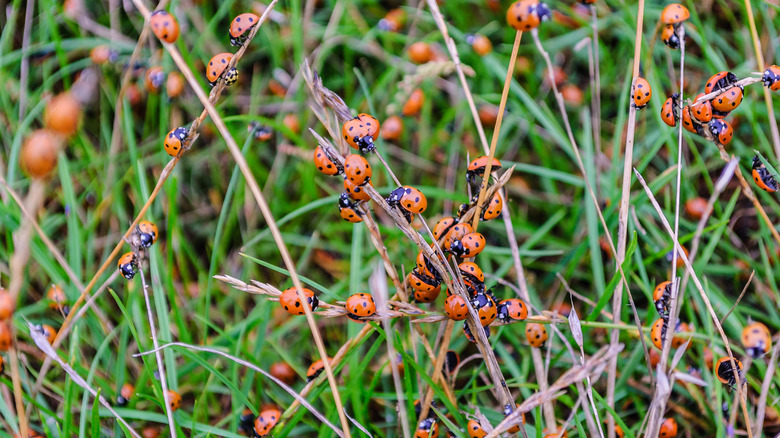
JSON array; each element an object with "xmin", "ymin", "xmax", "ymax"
[{"xmin": 117, "ymin": 220, "xmax": 159, "ymax": 280}]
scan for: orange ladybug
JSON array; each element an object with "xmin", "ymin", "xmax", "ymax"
[
  {"xmin": 166, "ymin": 72, "xmax": 185, "ymax": 99},
  {"xmin": 166, "ymin": 389, "xmax": 181, "ymax": 411},
  {"xmin": 279, "ymin": 287, "xmax": 319, "ymax": 315},
  {"xmin": 254, "ymin": 406, "xmax": 281, "ymax": 436},
  {"xmin": 414, "ymin": 418, "xmax": 439, "ymax": 438},
  {"xmin": 450, "ymin": 232, "xmax": 486, "ymax": 258},
  {"xmin": 481, "ymin": 192, "xmax": 503, "ymax": 221},
  {"xmin": 381, "ymin": 116, "xmax": 404, "ymax": 141},
  {"xmin": 466, "ymin": 156, "xmax": 502, "ymax": 184},
  {"xmin": 150, "ymin": 10, "xmax": 180, "ymax": 44},
  {"xmin": 343, "ymin": 154, "xmax": 372, "ymax": 186},
  {"xmin": 408, "ymin": 42, "xmax": 433, "ymax": 64},
  {"xmin": 525, "ymin": 323, "xmax": 548, "ymax": 347},
  {"xmin": 762, "ymin": 65, "xmax": 780, "ymax": 91},
  {"xmin": 0, "ymin": 289, "xmax": 15, "ymax": 320},
  {"xmin": 342, "ymin": 113, "xmax": 380, "ymax": 153},
  {"xmin": 206, "ymin": 53, "xmax": 238, "ymax": 87},
  {"xmin": 660, "ymin": 3, "xmax": 690, "ymax": 25},
  {"xmin": 164, "ymin": 127, "xmax": 189, "ymax": 157},
  {"xmin": 466, "ymin": 34, "xmax": 492, "ymax": 56},
  {"xmin": 47, "ymin": 284, "xmax": 69, "ymax": 315},
  {"xmin": 741, "ymin": 322, "xmax": 772, "ymax": 358},
  {"xmin": 90, "ymin": 45, "xmax": 117, "ymax": 64},
  {"xmin": 229, "ymin": 13, "xmax": 260, "ymax": 46},
  {"xmin": 413, "ymin": 284, "xmax": 442, "ymax": 303},
  {"xmin": 661, "ymin": 24, "xmax": 680, "ymax": 49},
  {"xmin": 459, "ymin": 262, "xmax": 485, "ymax": 293},
  {"xmin": 685, "ymin": 197, "xmax": 707, "ymax": 220},
  {"xmin": 650, "ymin": 317, "xmax": 666, "ymax": 350},
  {"xmin": 506, "ymin": 0, "xmax": 552, "ymax": 31},
  {"xmin": 377, "ymin": 8, "xmax": 407, "ymax": 32},
  {"xmin": 653, "ymin": 280, "xmax": 672, "ymax": 316},
  {"xmin": 443, "ymin": 223, "xmax": 473, "ymax": 250},
  {"xmin": 38, "ymin": 324, "xmax": 57, "ymax": 344},
  {"xmin": 433, "ymin": 217, "xmax": 458, "ymax": 241},
  {"xmin": 409, "ymin": 271, "xmax": 440, "ymax": 294},
  {"xmin": 387, "ymin": 186, "xmax": 427, "ymax": 218},
  {"xmin": 708, "ymin": 119, "xmax": 733, "ymax": 146},
  {"xmin": 313, "ymin": 146, "xmax": 341, "ymax": 176},
  {"xmin": 338, "ymin": 193, "xmax": 363, "ymax": 223},
  {"xmin": 343, "ymin": 178, "xmax": 372, "ymax": 202},
  {"xmin": 752, "ymin": 156, "xmax": 778, "ymax": 193},
  {"xmin": 659, "ymin": 417, "xmax": 678, "ymax": 437},
  {"xmin": 117, "ymin": 383, "xmax": 134, "ymax": 407},
  {"xmin": 715, "ymin": 356, "xmax": 744, "ymax": 387},
  {"xmin": 632, "ymin": 77, "xmax": 651, "ymax": 109},
  {"xmin": 269, "ymin": 361, "xmax": 297, "ymax": 385},
  {"xmin": 705, "ymin": 71, "xmax": 739, "ymax": 94},
  {"xmin": 118, "ymin": 252, "xmax": 138, "ymax": 279},
  {"xmin": 307, "ymin": 357, "xmax": 332, "ymax": 381},
  {"xmin": 137, "ymin": 220, "xmax": 159, "ymax": 248},
  {"xmin": 471, "ymin": 293, "xmax": 497, "ymax": 326},
  {"xmin": 345, "ymin": 293, "xmax": 376, "ymax": 322},
  {"xmin": 0, "ymin": 322, "xmax": 11, "ymax": 351},
  {"xmin": 711, "ymin": 87, "xmax": 743, "ymax": 117},
  {"xmin": 660, "ymin": 93, "xmax": 679, "ymax": 127},
  {"xmin": 444, "ymin": 295, "xmax": 469, "ymax": 321},
  {"xmin": 402, "ymin": 88, "xmax": 425, "ymax": 116},
  {"xmin": 144, "ymin": 67, "xmax": 165, "ymax": 93},
  {"xmin": 467, "ymin": 419, "xmax": 487, "ymax": 437},
  {"xmin": 681, "ymin": 106, "xmax": 703, "ymax": 135},
  {"xmin": 497, "ymin": 298, "xmax": 528, "ymax": 322},
  {"xmin": 690, "ymin": 93, "xmax": 712, "ymax": 123}
]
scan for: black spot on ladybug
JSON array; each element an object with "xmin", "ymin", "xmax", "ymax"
[{"xmin": 222, "ymin": 59, "xmax": 227, "ymax": 64}]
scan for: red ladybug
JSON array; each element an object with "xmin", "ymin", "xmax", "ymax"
[
  {"xmin": 409, "ymin": 271, "xmax": 441, "ymax": 295},
  {"xmin": 497, "ymin": 298, "xmax": 528, "ymax": 322},
  {"xmin": 660, "ymin": 93, "xmax": 680, "ymax": 127},
  {"xmin": 463, "ymin": 321, "xmax": 491, "ymax": 343},
  {"xmin": 525, "ymin": 323, "xmax": 548, "ymax": 347},
  {"xmin": 708, "ymin": 119, "xmax": 733, "ymax": 146},
  {"xmin": 253, "ymin": 405, "xmax": 281, "ymax": 436},
  {"xmin": 137, "ymin": 220, "xmax": 159, "ymax": 248},
  {"xmin": 432, "ymin": 216, "xmax": 458, "ymax": 240},
  {"xmin": 414, "ymin": 417, "xmax": 439, "ymax": 438},
  {"xmin": 762, "ymin": 65, "xmax": 780, "ymax": 91},
  {"xmin": 715, "ymin": 357, "xmax": 744, "ymax": 387},
  {"xmin": 116, "ymin": 383, "xmax": 134, "ymax": 407},
  {"xmin": 466, "ymin": 156, "xmax": 502, "ymax": 184},
  {"xmin": 752, "ymin": 156, "xmax": 778, "ymax": 193},
  {"xmin": 471, "ymin": 293, "xmax": 497, "ymax": 326},
  {"xmin": 387, "ymin": 186, "xmax": 427, "ymax": 221},
  {"xmin": 444, "ymin": 295, "xmax": 468, "ymax": 320},
  {"xmin": 229, "ymin": 13, "xmax": 260, "ymax": 47},
  {"xmin": 338, "ymin": 193, "xmax": 363, "ymax": 223},
  {"xmin": 150, "ymin": 10, "xmax": 180, "ymax": 44},
  {"xmin": 690, "ymin": 93, "xmax": 712, "ymax": 123},
  {"xmin": 741, "ymin": 322, "xmax": 771, "ymax": 358},
  {"xmin": 458, "ymin": 262, "xmax": 485, "ymax": 294},
  {"xmin": 660, "ymin": 3, "xmax": 690, "ymax": 25},
  {"xmin": 659, "ymin": 418, "xmax": 678, "ymax": 438},
  {"xmin": 506, "ymin": 0, "xmax": 551, "ymax": 31},
  {"xmin": 661, "ymin": 24, "xmax": 680, "ymax": 49},
  {"xmin": 681, "ymin": 106, "xmax": 703, "ymax": 135},
  {"xmin": 653, "ymin": 280, "xmax": 672, "ymax": 316},
  {"xmin": 481, "ymin": 193, "xmax": 503, "ymax": 221},
  {"xmin": 314, "ymin": 146, "xmax": 341, "ymax": 176},
  {"xmin": 416, "ymin": 250, "xmax": 439, "ymax": 280},
  {"xmin": 206, "ymin": 53, "xmax": 238, "ymax": 87},
  {"xmin": 705, "ymin": 71, "xmax": 739, "ymax": 94},
  {"xmin": 307, "ymin": 357, "xmax": 331, "ymax": 381},
  {"xmin": 711, "ymin": 87, "xmax": 743, "ymax": 118},
  {"xmin": 450, "ymin": 232, "xmax": 486, "ymax": 258},
  {"xmin": 279, "ymin": 287, "xmax": 319, "ymax": 315},
  {"xmin": 117, "ymin": 252, "xmax": 138, "ymax": 279},
  {"xmin": 342, "ymin": 114, "xmax": 380, "ymax": 153},
  {"xmin": 343, "ymin": 177, "xmax": 372, "ymax": 202},
  {"xmin": 443, "ymin": 223, "xmax": 473, "ymax": 250},
  {"xmin": 343, "ymin": 154, "xmax": 372, "ymax": 186},
  {"xmin": 413, "ymin": 284, "xmax": 442, "ymax": 303},
  {"xmin": 345, "ymin": 293, "xmax": 376, "ymax": 322},
  {"xmin": 632, "ymin": 77, "xmax": 652, "ymax": 109},
  {"xmin": 164, "ymin": 126, "xmax": 189, "ymax": 157}
]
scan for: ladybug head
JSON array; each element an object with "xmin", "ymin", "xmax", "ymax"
[
  {"xmin": 535, "ymin": 2, "xmax": 552, "ymax": 21},
  {"xmin": 752, "ymin": 155, "xmax": 763, "ymax": 169}
]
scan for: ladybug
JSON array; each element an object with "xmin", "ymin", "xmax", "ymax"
[
  {"xmin": 137, "ymin": 220, "xmax": 159, "ymax": 248},
  {"xmin": 239, "ymin": 409, "xmax": 255, "ymax": 434},
  {"xmin": 0, "ymin": 322, "xmax": 10, "ymax": 351},
  {"xmin": 164, "ymin": 126, "xmax": 189, "ymax": 157},
  {"xmin": 481, "ymin": 192, "xmax": 503, "ymax": 221},
  {"xmin": 342, "ymin": 113, "xmax": 380, "ymax": 153},
  {"xmin": 466, "ymin": 156, "xmax": 502, "ymax": 184},
  {"xmin": 467, "ymin": 419, "xmax": 487, "ymax": 438},
  {"xmin": 752, "ymin": 156, "xmax": 778, "ymax": 193},
  {"xmin": 378, "ymin": 8, "xmax": 406, "ymax": 32},
  {"xmin": 458, "ymin": 262, "xmax": 485, "ymax": 294},
  {"xmin": 681, "ymin": 106, "xmax": 703, "ymax": 135},
  {"xmin": 432, "ymin": 216, "xmax": 458, "ymax": 241},
  {"xmin": 307, "ymin": 357, "xmax": 331, "ymax": 381},
  {"xmin": 314, "ymin": 146, "xmax": 342, "ymax": 176},
  {"xmin": 345, "ymin": 293, "xmax": 376, "ymax": 322},
  {"xmin": 614, "ymin": 425, "xmax": 625, "ymax": 438},
  {"xmin": 414, "ymin": 417, "xmax": 439, "ymax": 438},
  {"xmin": 671, "ymin": 322, "xmax": 692, "ymax": 349},
  {"xmin": 705, "ymin": 71, "xmax": 739, "ymax": 94},
  {"xmin": 402, "ymin": 88, "xmax": 425, "ymax": 117},
  {"xmin": 416, "ymin": 250, "xmax": 439, "ymax": 280},
  {"xmin": 660, "ymin": 3, "xmax": 690, "ymax": 25},
  {"xmin": 90, "ymin": 45, "xmax": 117, "ymax": 64},
  {"xmin": 381, "ymin": 116, "xmax": 404, "ymax": 141},
  {"xmin": 471, "ymin": 293, "xmax": 497, "ymax": 326},
  {"xmin": 270, "ymin": 361, "xmax": 297, "ymax": 385},
  {"xmin": 466, "ymin": 34, "xmax": 492, "ymax": 56},
  {"xmin": 690, "ymin": 93, "xmax": 713, "ymax": 123},
  {"xmin": 685, "ymin": 197, "xmax": 707, "ymax": 219},
  {"xmin": 632, "ymin": 77, "xmax": 652, "ymax": 109},
  {"xmin": 711, "ymin": 87, "xmax": 743, "ymax": 117},
  {"xmin": 343, "ymin": 177, "xmax": 372, "ymax": 202},
  {"xmin": 166, "ymin": 72, "xmax": 185, "ymax": 99},
  {"xmin": 497, "ymin": 298, "xmax": 528, "ymax": 323},
  {"xmin": 229, "ymin": 13, "xmax": 260, "ymax": 46},
  {"xmin": 444, "ymin": 295, "xmax": 468, "ymax": 320},
  {"xmin": 409, "ymin": 270, "xmax": 441, "ymax": 294},
  {"xmin": 741, "ymin": 321, "xmax": 772, "ymax": 358},
  {"xmin": 708, "ymin": 119, "xmax": 733, "ymax": 146},
  {"xmin": 443, "ymin": 350, "xmax": 460, "ymax": 374},
  {"xmin": 387, "ymin": 186, "xmax": 428, "ymax": 217},
  {"xmin": 338, "ymin": 192, "xmax": 363, "ymax": 223},
  {"xmin": 443, "ymin": 223, "xmax": 473, "ymax": 250},
  {"xmin": 118, "ymin": 252, "xmax": 138, "ymax": 279},
  {"xmin": 343, "ymin": 154, "xmax": 372, "ymax": 186},
  {"xmin": 144, "ymin": 67, "xmax": 165, "ymax": 94},
  {"xmin": 506, "ymin": 0, "xmax": 551, "ymax": 31},
  {"xmin": 47, "ymin": 284, "xmax": 69, "ymax": 315},
  {"xmin": 503, "ymin": 404, "xmax": 525, "ymax": 433},
  {"xmin": 206, "ymin": 53, "xmax": 238, "ymax": 87},
  {"xmin": 253, "ymin": 406, "xmax": 281, "ymax": 437},
  {"xmin": 715, "ymin": 357, "xmax": 744, "ymax": 387},
  {"xmin": 661, "ymin": 24, "xmax": 680, "ymax": 49},
  {"xmin": 762, "ymin": 65, "xmax": 780, "ymax": 91},
  {"xmin": 653, "ymin": 280, "xmax": 673, "ymax": 316},
  {"xmin": 248, "ymin": 122, "xmax": 273, "ymax": 141},
  {"xmin": 450, "ymin": 232, "xmax": 486, "ymax": 258},
  {"xmin": 661, "ymin": 93, "xmax": 680, "ymax": 127},
  {"xmin": 33, "ymin": 323, "xmax": 56, "ymax": 344},
  {"xmin": 414, "ymin": 284, "xmax": 442, "ymax": 303},
  {"xmin": 658, "ymin": 418, "xmax": 677, "ymax": 437},
  {"xmin": 408, "ymin": 42, "xmax": 433, "ymax": 64},
  {"xmin": 463, "ymin": 321, "xmax": 491, "ymax": 343},
  {"xmin": 525, "ymin": 323, "xmax": 548, "ymax": 347},
  {"xmin": 650, "ymin": 317, "xmax": 667, "ymax": 350},
  {"xmin": 166, "ymin": 389, "xmax": 181, "ymax": 411},
  {"xmin": 150, "ymin": 10, "xmax": 180, "ymax": 44},
  {"xmin": 279, "ymin": 287, "xmax": 319, "ymax": 315},
  {"xmin": 116, "ymin": 382, "xmax": 134, "ymax": 407}
]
